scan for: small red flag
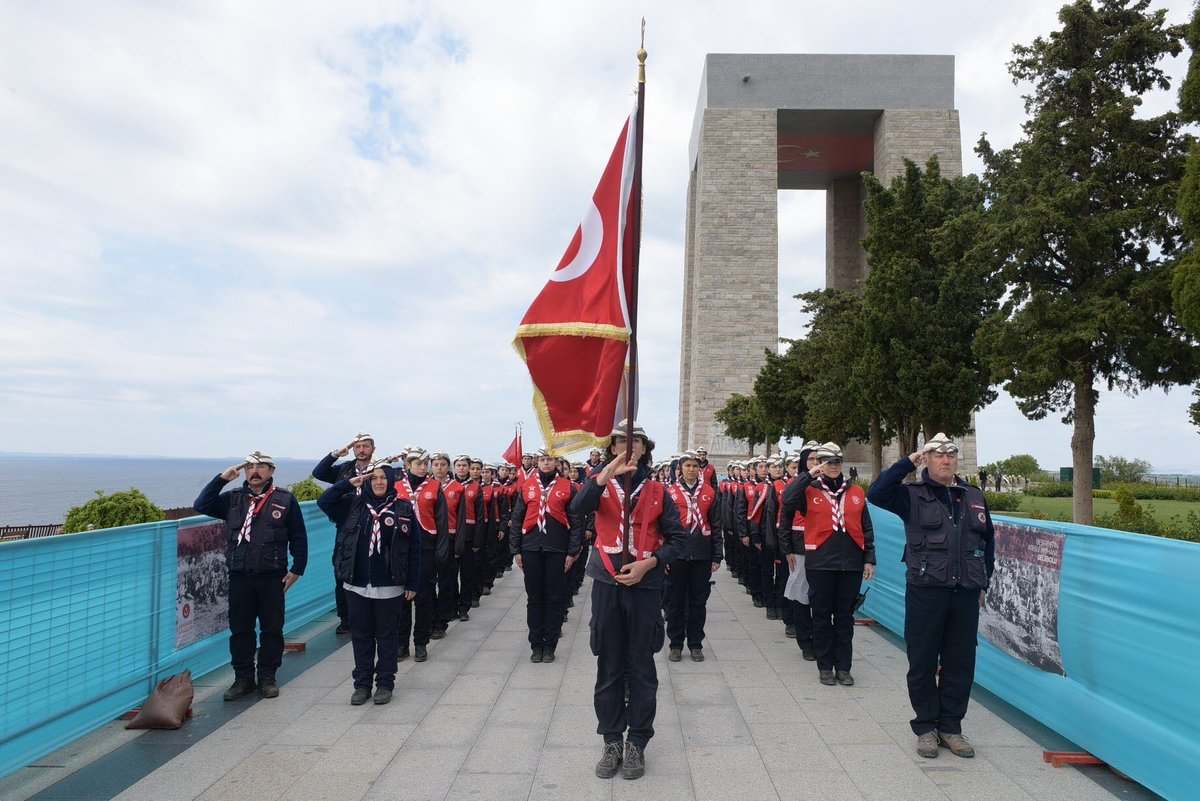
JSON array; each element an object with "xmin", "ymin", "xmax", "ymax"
[
  {"xmin": 502, "ymin": 433, "xmax": 522, "ymax": 466},
  {"xmin": 514, "ymin": 106, "xmax": 640, "ymax": 455}
]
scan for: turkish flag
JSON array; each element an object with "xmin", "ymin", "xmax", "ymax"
[
  {"xmin": 501, "ymin": 433, "xmax": 522, "ymax": 466},
  {"xmin": 514, "ymin": 105, "xmax": 640, "ymax": 455}
]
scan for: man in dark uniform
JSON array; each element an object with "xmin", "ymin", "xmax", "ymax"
[
  {"xmin": 867, "ymin": 433, "xmax": 995, "ymax": 759},
  {"xmin": 571, "ymin": 422, "xmax": 686, "ymax": 781},
  {"xmin": 194, "ymin": 451, "xmax": 307, "ymax": 700},
  {"xmin": 312, "ymin": 432, "xmax": 376, "ymax": 634}
]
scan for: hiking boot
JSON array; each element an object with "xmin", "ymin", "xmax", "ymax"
[
  {"xmin": 373, "ymin": 688, "xmax": 392, "ymax": 705},
  {"xmin": 458, "ymin": 611, "xmax": 470, "ymax": 622},
  {"xmin": 835, "ymin": 670, "xmax": 854, "ymax": 686},
  {"xmin": 223, "ymin": 677, "xmax": 256, "ymax": 701},
  {"xmin": 916, "ymin": 731, "xmax": 940, "ymax": 758},
  {"xmin": 595, "ymin": 741, "xmax": 623, "ymax": 778},
  {"xmin": 414, "ymin": 645, "xmax": 428, "ymax": 662},
  {"xmin": 471, "ymin": 599, "xmax": 480, "ymax": 608},
  {"xmin": 335, "ymin": 620, "xmax": 350, "ymax": 635},
  {"xmin": 542, "ymin": 650, "xmax": 556, "ymax": 663},
  {"xmin": 350, "ymin": 687, "xmax": 371, "ymax": 706},
  {"xmin": 481, "ymin": 587, "xmax": 491, "ymax": 595},
  {"xmin": 690, "ymin": 648, "xmax": 705, "ymax": 662},
  {"xmin": 766, "ymin": 607, "xmax": 779, "ymax": 620},
  {"xmin": 818, "ymin": 670, "xmax": 836, "ymax": 686},
  {"xmin": 752, "ymin": 598, "xmax": 765, "ymax": 608},
  {"xmin": 397, "ymin": 646, "xmax": 410, "ymax": 662},
  {"xmin": 258, "ymin": 677, "xmax": 279, "ymax": 698},
  {"xmin": 668, "ymin": 647, "xmax": 682, "ymax": 662},
  {"xmin": 938, "ymin": 731, "xmax": 975, "ymax": 758},
  {"xmin": 530, "ymin": 648, "xmax": 544, "ymax": 663},
  {"xmin": 785, "ymin": 624, "xmax": 796, "ymax": 638},
  {"xmin": 430, "ymin": 626, "xmax": 446, "ymax": 640},
  {"xmin": 801, "ymin": 647, "xmax": 816, "ymax": 662},
  {"xmin": 622, "ymin": 742, "xmax": 645, "ymax": 780}
]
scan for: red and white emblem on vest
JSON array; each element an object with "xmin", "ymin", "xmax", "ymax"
[
  {"xmin": 272, "ymin": 510, "xmax": 282, "ymax": 519},
  {"xmin": 384, "ymin": 517, "xmax": 394, "ymax": 526},
  {"xmin": 423, "ymin": 492, "xmax": 434, "ymax": 499},
  {"xmin": 852, "ymin": 496, "xmax": 861, "ymax": 505}
]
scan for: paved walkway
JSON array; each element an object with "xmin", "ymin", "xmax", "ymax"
[{"xmin": 24, "ymin": 567, "xmax": 1159, "ymax": 801}]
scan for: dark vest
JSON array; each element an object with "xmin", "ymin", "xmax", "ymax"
[
  {"xmin": 225, "ymin": 486, "xmax": 295, "ymax": 574},
  {"xmin": 902, "ymin": 480, "xmax": 990, "ymax": 590},
  {"xmin": 333, "ymin": 497, "xmax": 417, "ymax": 588}
]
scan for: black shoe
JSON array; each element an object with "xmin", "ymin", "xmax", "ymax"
[
  {"xmin": 690, "ymin": 648, "xmax": 704, "ymax": 662},
  {"xmin": 258, "ymin": 677, "xmax": 279, "ymax": 698},
  {"xmin": 471, "ymin": 599, "xmax": 480, "ymax": 608},
  {"xmin": 819, "ymin": 670, "xmax": 836, "ymax": 686},
  {"xmin": 481, "ymin": 587, "xmax": 491, "ymax": 595},
  {"xmin": 752, "ymin": 598, "xmax": 765, "ymax": 608},
  {"xmin": 542, "ymin": 650, "xmax": 556, "ymax": 663},
  {"xmin": 785, "ymin": 624, "xmax": 796, "ymax": 638},
  {"xmin": 801, "ymin": 647, "xmax": 816, "ymax": 662},
  {"xmin": 567, "ymin": 598, "xmax": 575, "ymax": 608},
  {"xmin": 223, "ymin": 677, "xmax": 256, "ymax": 701},
  {"xmin": 373, "ymin": 688, "xmax": 393, "ymax": 705},
  {"xmin": 622, "ymin": 742, "xmax": 645, "ymax": 780},
  {"xmin": 397, "ymin": 646, "xmax": 410, "ymax": 662},
  {"xmin": 765, "ymin": 607, "xmax": 779, "ymax": 620},
  {"xmin": 530, "ymin": 648, "xmax": 544, "ymax": 663},
  {"xmin": 595, "ymin": 741, "xmax": 623, "ymax": 778},
  {"xmin": 430, "ymin": 627, "xmax": 446, "ymax": 640},
  {"xmin": 835, "ymin": 670, "xmax": 855, "ymax": 686},
  {"xmin": 414, "ymin": 645, "xmax": 428, "ymax": 662},
  {"xmin": 668, "ymin": 647, "xmax": 682, "ymax": 662},
  {"xmin": 458, "ymin": 611, "xmax": 470, "ymax": 622},
  {"xmin": 335, "ymin": 620, "xmax": 350, "ymax": 635},
  {"xmin": 351, "ymin": 687, "xmax": 371, "ymax": 705}
]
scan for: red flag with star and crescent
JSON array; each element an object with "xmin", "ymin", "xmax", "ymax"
[{"xmin": 513, "ymin": 105, "xmax": 640, "ymax": 455}]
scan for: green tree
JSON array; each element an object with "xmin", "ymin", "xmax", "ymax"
[
  {"xmin": 715, "ymin": 393, "xmax": 775, "ymax": 457},
  {"xmin": 1174, "ymin": 1, "xmax": 1200, "ymax": 430},
  {"xmin": 1094, "ymin": 454, "xmax": 1153, "ymax": 484},
  {"xmin": 996, "ymin": 454, "xmax": 1041, "ymax": 477},
  {"xmin": 63, "ymin": 488, "xmax": 165, "ymax": 533},
  {"xmin": 859, "ymin": 157, "xmax": 998, "ymax": 454},
  {"xmin": 974, "ymin": 0, "xmax": 1200, "ymax": 524},
  {"xmin": 287, "ymin": 477, "xmax": 324, "ymax": 501},
  {"xmin": 753, "ymin": 347, "xmax": 810, "ymax": 441}
]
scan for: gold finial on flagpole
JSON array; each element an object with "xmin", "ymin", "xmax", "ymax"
[{"xmin": 637, "ymin": 18, "xmax": 647, "ymax": 84}]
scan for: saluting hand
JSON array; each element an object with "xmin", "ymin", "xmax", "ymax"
[
  {"xmin": 909, "ymin": 451, "xmax": 925, "ymax": 467},
  {"xmin": 335, "ymin": 444, "xmax": 351, "ymax": 458},
  {"xmin": 221, "ymin": 464, "xmax": 246, "ymax": 481},
  {"xmin": 599, "ymin": 452, "xmax": 637, "ymax": 484},
  {"xmin": 349, "ymin": 474, "xmax": 368, "ymax": 488}
]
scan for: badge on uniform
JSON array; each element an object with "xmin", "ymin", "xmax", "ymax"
[
  {"xmin": 977, "ymin": 512, "xmax": 985, "ymax": 523},
  {"xmin": 852, "ymin": 496, "xmax": 861, "ymax": 505},
  {"xmin": 424, "ymin": 492, "xmax": 434, "ymax": 499},
  {"xmin": 401, "ymin": 523, "xmax": 409, "ymax": 533},
  {"xmin": 384, "ymin": 517, "xmax": 394, "ymax": 527},
  {"xmin": 272, "ymin": 510, "xmax": 282, "ymax": 519}
]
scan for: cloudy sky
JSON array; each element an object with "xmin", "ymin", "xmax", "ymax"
[{"xmin": 1, "ymin": 0, "xmax": 1197, "ymax": 472}]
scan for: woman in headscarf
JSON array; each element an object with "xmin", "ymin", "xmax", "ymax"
[{"xmin": 319, "ymin": 461, "xmax": 420, "ymax": 705}]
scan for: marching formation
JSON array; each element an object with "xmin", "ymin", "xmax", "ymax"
[{"xmin": 191, "ymin": 426, "xmax": 994, "ymax": 781}]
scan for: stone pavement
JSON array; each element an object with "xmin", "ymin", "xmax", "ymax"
[{"xmin": 90, "ymin": 567, "xmax": 1155, "ymax": 801}]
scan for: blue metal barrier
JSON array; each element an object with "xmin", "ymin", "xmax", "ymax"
[
  {"xmin": 0, "ymin": 503, "xmax": 334, "ymax": 779},
  {"xmin": 861, "ymin": 505, "xmax": 1199, "ymax": 801}
]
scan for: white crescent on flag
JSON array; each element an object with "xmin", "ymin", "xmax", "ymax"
[{"xmin": 550, "ymin": 201, "xmax": 604, "ymax": 283}]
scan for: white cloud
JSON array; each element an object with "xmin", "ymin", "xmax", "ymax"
[{"xmin": 0, "ymin": 0, "xmax": 1196, "ymax": 470}]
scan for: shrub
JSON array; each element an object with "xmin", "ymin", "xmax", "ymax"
[
  {"xmin": 1025, "ymin": 484, "xmax": 1074, "ymax": 498},
  {"xmin": 63, "ymin": 489, "xmax": 165, "ymax": 533},
  {"xmin": 983, "ymin": 491, "xmax": 1022, "ymax": 512},
  {"xmin": 287, "ymin": 477, "xmax": 324, "ymax": 502}
]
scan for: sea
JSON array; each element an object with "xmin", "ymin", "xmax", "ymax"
[{"xmin": 0, "ymin": 454, "xmax": 319, "ymax": 526}]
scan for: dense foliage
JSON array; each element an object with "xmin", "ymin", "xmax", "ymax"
[
  {"xmin": 287, "ymin": 477, "xmax": 324, "ymax": 502},
  {"xmin": 63, "ymin": 489, "xmax": 165, "ymax": 533}
]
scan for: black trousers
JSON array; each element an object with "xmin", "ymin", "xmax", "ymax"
[
  {"xmin": 760, "ymin": 548, "xmax": 784, "ymax": 609},
  {"xmin": 521, "ymin": 550, "xmax": 567, "ymax": 650},
  {"xmin": 335, "ymin": 581, "xmax": 348, "ymax": 623},
  {"xmin": 590, "ymin": 580, "xmax": 664, "ymax": 748},
  {"xmin": 434, "ymin": 557, "xmax": 457, "ymax": 628},
  {"xmin": 806, "ymin": 568, "xmax": 862, "ymax": 672},
  {"xmin": 792, "ymin": 599, "xmax": 814, "ymax": 649},
  {"xmin": 745, "ymin": 543, "xmax": 763, "ymax": 600},
  {"xmin": 664, "ymin": 559, "xmax": 713, "ymax": 650},
  {"xmin": 399, "ymin": 546, "xmax": 436, "ymax": 647},
  {"xmin": 905, "ymin": 585, "xmax": 981, "ymax": 736},
  {"xmin": 458, "ymin": 549, "xmax": 478, "ymax": 611},
  {"xmin": 228, "ymin": 571, "xmax": 285, "ymax": 681},
  {"xmin": 346, "ymin": 590, "xmax": 403, "ymax": 690}
]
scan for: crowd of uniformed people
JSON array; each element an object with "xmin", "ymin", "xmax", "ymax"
[{"xmin": 193, "ymin": 425, "xmax": 994, "ymax": 780}]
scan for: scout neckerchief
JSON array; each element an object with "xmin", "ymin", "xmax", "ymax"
[
  {"xmin": 817, "ymin": 475, "xmax": 850, "ymax": 530},
  {"xmin": 749, "ymin": 478, "xmax": 769, "ymax": 519},
  {"xmin": 676, "ymin": 479, "xmax": 701, "ymax": 532},
  {"xmin": 536, "ymin": 473, "xmax": 556, "ymax": 533},
  {"xmin": 238, "ymin": 485, "xmax": 276, "ymax": 544},
  {"xmin": 352, "ymin": 462, "xmax": 369, "ymax": 495},
  {"xmin": 365, "ymin": 497, "xmax": 396, "ymax": 555},
  {"xmin": 610, "ymin": 475, "xmax": 648, "ymax": 555},
  {"xmin": 406, "ymin": 475, "xmax": 435, "ymax": 532}
]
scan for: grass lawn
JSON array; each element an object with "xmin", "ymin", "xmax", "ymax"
[{"xmin": 1014, "ymin": 495, "xmax": 1199, "ymax": 524}]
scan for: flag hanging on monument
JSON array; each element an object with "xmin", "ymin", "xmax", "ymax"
[{"xmin": 513, "ymin": 103, "xmax": 641, "ymax": 455}]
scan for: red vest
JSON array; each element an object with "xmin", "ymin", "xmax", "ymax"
[
  {"xmin": 593, "ymin": 478, "xmax": 666, "ymax": 576},
  {"xmin": 394, "ymin": 476, "xmax": 439, "ymax": 536},
  {"xmin": 701, "ymin": 463, "xmax": 717, "ymax": 487},
  {"xmin": 745, "ymin": 481, "xmax": 769, "ymax": 524},
  {"xmin": 461, "ymin": 479, "xmax": 479, "ymax": 524},
  {"xmin": 481, "ymin": 484, "xmax": 495, "ymax": 522},
  {"xmin": 666, "ymin": 481, "xmax": 716, "ymax": 535},
  {"xmin": 442, "ymin": 478, "xmax": 464, "ymax": 532},
  {"xmin": 803, "ymin": 483, "xmax": 867, "ymax": 551},
  {"xmin": 773, "ymin": 478, "xmax": 788, "ymax": 526},
  {"xmin": 519, "ymin": 475, "xmax": 573, "ymax": 533}
]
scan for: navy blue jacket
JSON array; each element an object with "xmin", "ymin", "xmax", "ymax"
[
  {"xmin": 319, "ymin": 478, "xmax": 421, "ymax": 590},
  {"xmin": 194, "ymin": 476, "xmax": 308, "ymax": 576}
]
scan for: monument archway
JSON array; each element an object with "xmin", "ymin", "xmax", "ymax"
[{"xmin": 678, "ymin": 53, "xmax": 978, "ymax": 476}]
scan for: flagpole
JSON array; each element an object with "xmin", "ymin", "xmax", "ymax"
[{"xmin": 621, "ymin": 23, "xmax": 647, "ymax": 564}]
